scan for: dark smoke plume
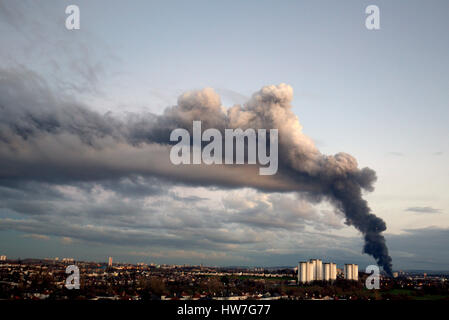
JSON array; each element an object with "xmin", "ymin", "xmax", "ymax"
[
  {"xmin": 330, "ymin": 179, "xmax": 393, "ymax": 275},
  {"xmin": 0, "ymin": 69, "xmax": 393, "ymax": 274}
]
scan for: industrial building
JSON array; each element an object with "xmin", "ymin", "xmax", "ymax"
[
  {"xmin": 298, "ymin": 259, "xmax": 337, "ymax": 283},
  {"xmin": 344, "ymin": 264, "xmax": 358, "ymax": 281},
  {"xmin": 298, "ymin": 259, "xmax": 357, "ymax": 283},
  {"xmin": 323, "ymin": 262, "xmax": 337, "ymax": 281},
  {"xmin": 330, "ymin": 263, "xmax": 337, "ymax": 280}
]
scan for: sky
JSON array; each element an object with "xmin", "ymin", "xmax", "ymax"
[{"xmin": 0, "ymin": 0, "xmax": 448, "ymax": 271}]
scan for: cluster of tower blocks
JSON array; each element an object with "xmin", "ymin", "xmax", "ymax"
[{"xmin": 298, "ymin": 259, "xmax": 358, "ymax": 283}]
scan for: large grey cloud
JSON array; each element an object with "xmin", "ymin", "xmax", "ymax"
[
  {"xmin": 406, "ymin": 206, "xmax": 442, "ymax": 214},
  {"xmin": 0, "ymin": 179, "xmax": 346, "ymax": 263},
  {"xmin": 0, "ymin": 66, "xmax": 392, "ymax": 273}
]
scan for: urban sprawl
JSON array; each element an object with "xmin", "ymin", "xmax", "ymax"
[{"xmin": 0, "ymin": 255, "xmax": 448, "ymax": 300}]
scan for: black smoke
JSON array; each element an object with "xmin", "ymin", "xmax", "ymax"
[{"xmin": 330, "ymin": 178, "xmax": 393, "ymax": 275}]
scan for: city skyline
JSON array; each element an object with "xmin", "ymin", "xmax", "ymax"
[
  {"xmin": 0, "ymin": 252, "xmax": 444, "ymax": 273},
  {"xmin": 0, "ymin": 254, "xmax": 431, "ymax": 277},
  {"xmin": 3, "ymin": 256, "xmax": 446, "ymax": 301}
]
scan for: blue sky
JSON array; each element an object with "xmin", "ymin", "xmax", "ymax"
[{"xmin": 0, "ymin": 0, "xmax": 448, "ymax": 270}]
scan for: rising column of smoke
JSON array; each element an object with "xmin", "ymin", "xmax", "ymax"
[
  {"xmin": 330, "ymin": 179, "xmax": 393, "ymax": 275},
  {"xmin": 225, "ymin": 84, "xmax": 393, "ymax": 275}
]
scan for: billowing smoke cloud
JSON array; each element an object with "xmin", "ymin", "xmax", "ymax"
[{"xmin": 0, "ymin": 68, "xmax": 392, "ymax": 274}]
